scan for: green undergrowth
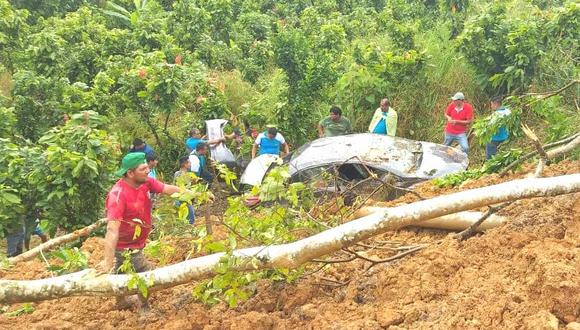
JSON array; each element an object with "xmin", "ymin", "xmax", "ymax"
[{"xmin": 433, "ymin": 148, "xmax": 524, "ymax": 188}]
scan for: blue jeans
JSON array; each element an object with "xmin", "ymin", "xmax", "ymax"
[
  {"xmin": 444, "ymin": 133, "xmax": 469, "ymax": 154},
  {"xmin": 187, "ymin": 204, "xmax": 196, "ymax": 224},
  {"xmin": 486, "ymin": 140, "xmax": 504, "ymax": 159}
]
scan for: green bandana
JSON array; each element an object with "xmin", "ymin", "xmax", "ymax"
[{"xmin": 115, "ymin": 152, "xmax": 147, "ymax": 176}]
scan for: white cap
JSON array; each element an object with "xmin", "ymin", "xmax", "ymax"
[{"xmin": 451, "ymin": 92, "xmax": 465, "ymax": 100}]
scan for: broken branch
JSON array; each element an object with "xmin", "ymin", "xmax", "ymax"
[{"xmin": 499, "ymin": 132, "xmax": 580, "ymax": 176}]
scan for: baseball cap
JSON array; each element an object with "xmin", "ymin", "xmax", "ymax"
[
  {"xmin": 115, "ymin": 152, "xmax": 147, "ymax": 176},
  {"xmin": 451, "ymin": 92, "xmax": 465, "ymax": 100}
]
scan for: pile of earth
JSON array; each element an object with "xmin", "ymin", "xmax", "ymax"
[{"xmin": 0, "ymin": 161, "xmax": 578, "ymax": 329}]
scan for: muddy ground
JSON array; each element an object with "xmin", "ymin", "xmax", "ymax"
[{"xmin": 0, "ymin": 161, "xmax": 578, "ymax": 329}]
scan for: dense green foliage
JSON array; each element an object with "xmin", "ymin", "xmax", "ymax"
[
  {"xmin": 0, "ymin": 0, "xmax": 578, "ymax": 239},
  {"xmin": 0, "ymin": 111, "xmax": 118, "ymax": 236}
]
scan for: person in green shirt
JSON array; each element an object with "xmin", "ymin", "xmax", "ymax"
[{"xmin": 318, "ymin": 106, "xmax": 352, "ymax": 138}]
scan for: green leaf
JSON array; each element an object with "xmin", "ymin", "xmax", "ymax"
[
  {"xmin": 177, "ymin": 203, "xmax": 189, "ymax": 221},
  {"xmin": 1, "ymin": 193, "xmax": 21, "ymax": 204},
  {"xmin": 72, "ymin": 160, "xmax": 84, "ymax": 178},
  {"xmin": 133, "ymin": 225, "xmax": 142, "ymax": 240}
]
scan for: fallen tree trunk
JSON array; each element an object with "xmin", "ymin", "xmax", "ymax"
[
  {"xmin": 7, "ymin": 218, "xmax": 107, "ymax": 265},
  {"xmin": 352, "ymin": 209, "xmax": 506, "ymax": 232},
  {"xmin": 0, "ymin": 174, "xmax": 579, "ymax": 303}
]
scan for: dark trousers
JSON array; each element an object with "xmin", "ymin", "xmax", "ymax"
[
  {"xmin": 114, "ymin": 249, "xmax": 152, "ymax": 273},
  {"xmin": 200, "ymin": 168, "xmax": 214, "ymax": 184},
  {"xmin": 486, "ymin": 140, "xmax": 503, "ymax": 159},
  {"xmin": 6, "ymin": 229, "xmax": 24, "ymax": 257}
]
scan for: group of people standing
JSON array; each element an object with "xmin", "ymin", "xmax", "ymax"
[
  {"xmin": 317, "ymin": 93, "xmax": 510, "ymax": 159},
  {"xmin": 93, "ymin": 91, "xmax": 510, "ymax": 311}
]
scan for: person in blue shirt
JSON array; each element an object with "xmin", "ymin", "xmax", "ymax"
[
  {"xmin": 486, "ymin": 96, "xmax": 511, "ymax": 159},
  {"xmin": 251, "ymin": 127, "xmax": 290, "ymax": 159},
  {"xmin": 129, "ymin": 138, "xmax": 155, "ymax": 158},
  {"xmin": 185, "ymin": 128, "xmax": 230, "ymax": 153},
  {"xmin": 189, "ymin": 142, "xmax": 213, "ymax": 184}
]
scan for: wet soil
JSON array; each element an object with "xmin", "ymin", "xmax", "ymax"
[{"xmin": 0, "ymin": 161, "xmax": 578, "ymax": 329}]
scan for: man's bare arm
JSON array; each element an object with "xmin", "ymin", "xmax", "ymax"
[
  {"xmin": 282, "ymin": 143, "xmax": 290, "ymax": 156},
  {"xmin": 455, "ymin": 118, "xmax": 474, "ymax": 125},
  {"xmin": 252, "ymin": 144, "xmax": 258, "ymax": 159},
  {"xmin": 101, "ymin": 220, "xmax": 120, "ymax": 273},
  {"xmin": 162, "ymin": 184, "xmax": 181, "ymax": 195}
]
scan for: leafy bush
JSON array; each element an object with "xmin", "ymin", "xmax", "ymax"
[
  {"xmin": 47, "ymin": 247, "xmax": 88, "ymax": 275},
  {"xmin": 457, "ymin": 2, "xmax": 578, "ymax": 94}
]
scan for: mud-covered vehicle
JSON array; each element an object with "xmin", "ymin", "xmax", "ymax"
[{"xmin": 240, "ymin": 133, "xmax": 468, "ymax": 190}]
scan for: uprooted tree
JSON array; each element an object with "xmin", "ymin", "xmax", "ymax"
[{"xmin": 0, "ymin": 174, "xmax": 578, "ymax": 304}]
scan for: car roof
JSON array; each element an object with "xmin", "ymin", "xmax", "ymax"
[{"xmin": 288, "ymin": 133, "xmax": 424, "ymax": 178}]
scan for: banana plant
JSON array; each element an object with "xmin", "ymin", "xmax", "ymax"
[{"xmin": 101, "ymin": 0, "xmax": 149, "ymax": 27}]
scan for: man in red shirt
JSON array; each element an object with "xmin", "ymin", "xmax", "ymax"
[
  {"xmin": 443, "ymin": 92, "xmax": 474, "ymax": 154},
  {"xmin": 97, "ymin": 152, "xmax": 184, "ymax": 310}
]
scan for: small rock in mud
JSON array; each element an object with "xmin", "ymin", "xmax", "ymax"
[
  {"xmin": 375, "ymin": 308, "xmax": 403, "ymax": 327},
  {"xmin": 524, "ymin": 310, "xmax": 560, "ymax": 330},
  {"xmin": 296, "ymin": 303, "xmax": 318, "ymax": 320}
]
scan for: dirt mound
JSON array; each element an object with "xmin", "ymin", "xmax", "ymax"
[{"xmin": 0, "ymin": 161, "xmax": 578, "ymax": 329}]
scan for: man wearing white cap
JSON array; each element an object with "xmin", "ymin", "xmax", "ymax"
[{"xmin": 443, "ymin": 92, "xmax": 474, "ymax": 154}]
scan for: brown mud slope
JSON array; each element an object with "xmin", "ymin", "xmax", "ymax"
[{"xmin": 0, "ymin": 161, "xmax": 579, "ymax": 330}]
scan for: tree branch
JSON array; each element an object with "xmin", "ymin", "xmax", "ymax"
[
  {"xmin": 455, "ymin": 203, "xmax": 512, "ymax": 240},
  {"xmin": 523, "ymin": 79, "xmax": 579, "ymax": 101},
  {"xmin": 8, "ymin": 219, "xmax": 107, "ymax": 265},
  {"xmin": 521, "ymin": 125, "xmax": 550, "ymax": 177},
  {"xmin": 499, "ymin": 132, "xmax": 580, "ymax": 177}
]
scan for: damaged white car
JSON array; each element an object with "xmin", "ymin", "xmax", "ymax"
[{"xmin": 240, "ymin": 133, "xmax": 468, "ymax": 189}]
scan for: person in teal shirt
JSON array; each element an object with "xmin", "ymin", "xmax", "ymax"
[
  {"xmin": 185, "ymin": 128, "xmax": 227, "ymax": 153},
  {"xmin": 189, "ymin": 142, "xmax": 213, "ymax": 183},
  {"xmin": 486, "ymin": 96, "xmax": 511, "ymax": 159},
  {"xmin": 146, "ymin": 154, "xmax": 158, "ymax": 179}
]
